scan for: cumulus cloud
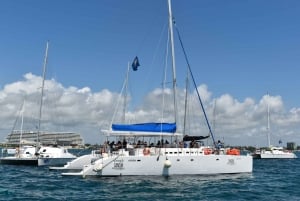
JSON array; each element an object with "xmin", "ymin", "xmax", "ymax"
[
  {"xmin": 0, "ymin": 73, "xmax": 119, "ymax": 143},
  {"xmin": 0, "ymin": 73, "xmax": 300, "ymax": 147}
]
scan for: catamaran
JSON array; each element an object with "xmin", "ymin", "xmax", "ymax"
[
  {"xmin": 252, "ymin": 94, "xmax": 297, "ymax": 159},
  {"xmin": 63, "ymin": 0, "xmax": 252, "ymax": 177}
]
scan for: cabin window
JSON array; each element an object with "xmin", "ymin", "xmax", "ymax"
[{"xmin": 190, "ymin": 159, "xmax": 194, "ymax": 161}]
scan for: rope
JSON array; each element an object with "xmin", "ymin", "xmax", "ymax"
[{"xmin": 173, "ymin": 18, "xmax": 217, "ymax": 148}]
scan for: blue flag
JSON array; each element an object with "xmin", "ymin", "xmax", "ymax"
[{"xmin": 132, "ymin": 56, "xmax": 140, "ymax": 71}]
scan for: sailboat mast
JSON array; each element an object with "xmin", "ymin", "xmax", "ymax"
[
  {"xmin": 122, "ymin": 62, "xmax": 130, "ymax": 123},
  {"xmin": 183, "ymin": 70, "xmax": 189, "ymax": 135},
  {"xmin": 267, "ymin": 94, "xmax": 271, "ymax": 147},
  {"xmin": 167, "ymin": 0, "xmax": 178, "ymax": 125},
  {"xmin": 37, "ymin": 41, "xmax": 49, "ymax": 145},
  {"xmin": 19, "ymin": 100, "xmax": 25, "ymax": 151}
]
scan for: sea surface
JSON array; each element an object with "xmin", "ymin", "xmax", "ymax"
[{"xmin": 0, "ymin": 151, "xmax": 299, "ymax": 201}]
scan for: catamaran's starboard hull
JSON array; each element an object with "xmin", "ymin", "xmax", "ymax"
[
  {"xmin": 0, "ymin": 157, "xmax": 38, "ymax": 166},
  {"xmin": 63, "ymin": 154, "xmax": 253, "ymax": 177},
  {"xmin": 38, "ymin": 157, "xmax": 76, "ymax": 166},
  {"xmin": 50, "ymin": 153, "xmax": 101, "ymax": 171}
]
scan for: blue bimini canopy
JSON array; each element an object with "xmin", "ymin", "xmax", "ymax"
[{"xmin": 112, "ymin": 122, "xmax": 176, "ymax": 133}]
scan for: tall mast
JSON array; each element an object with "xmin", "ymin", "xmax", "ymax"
[
  {"xmin": 183, "ymin": 69, "xmax": 189, "ymax": 135},
  {"xmin": 122, "ymin": 62, "xmax": 130, "ymax": 123},
  {"xmin": 37, "ymin": 41, "xmax": 49, "ymax": 145},
  {"xmin": 19, "ymin": 100, "xmax": 25, "ymax": 152},
  {"xmin": 267, "ymin": 94, "xmax": 271, "ymax": 147},
  {"xmin": 167, "ymin": 0, "xmax": 178, "ymax": 125}
]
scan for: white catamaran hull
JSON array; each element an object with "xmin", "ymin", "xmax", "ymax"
[
  {"xmin": 257, "ymin": 147, "xmax": 297, "ymax": 159},
  {"xmin": 37, "ymin": 146, "xmax": 77, "ymax": 166},
  {"xmin": 38, "ymin": 157, "xmax": 76, "ymax": 166},
  {"xmin": 63, "ymin": 149, "xmax": 252, "ymax": 177},
  {"xmin": 260, "ymin": 153, "xmax": 297, "ymax": 159},
  {"xmin": 49, "ymin": 151, "xmax": 102, "ymax": 171}
]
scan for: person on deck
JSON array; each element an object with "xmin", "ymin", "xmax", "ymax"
[{"xmin": 216, "ymin": 140, "xmax": 223, "ymax": 154}]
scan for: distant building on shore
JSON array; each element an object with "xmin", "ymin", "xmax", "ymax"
[
  {"xmin": 3, "ymin": 130, "xmax": 84, "ymax": 147},
  {"xmin": 287, "ymin": 142, "xmax": 297, "ymax": 150}
]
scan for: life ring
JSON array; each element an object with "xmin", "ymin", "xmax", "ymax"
[
  {"xmin": 203, "ymin": 148, "xmax": 212, "ymax": 155},
  {"xmin": 143, "ymin": 148, "xmax": 150, "ymax": 156}
]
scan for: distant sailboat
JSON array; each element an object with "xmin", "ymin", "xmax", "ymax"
[
  {"xmin": 0, "ymin": 100, "xmax": 38, "ymax": 165},
  {"xmin": 253, "ymin": 94, "xmax": 297, "ymax": 159},
  {"xmin": 0, "ymin": 41, "xmax": 77, "ymax": 166}
]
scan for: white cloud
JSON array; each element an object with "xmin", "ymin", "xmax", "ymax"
[
  {"xmin": 0, "ymin": 73, "xmax": 300, "ymax": 147},
  {"xmin": 195, "ymin": 84, "xmax": 212, "ymax": 102}
]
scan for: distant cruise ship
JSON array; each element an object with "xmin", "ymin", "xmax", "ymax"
[{"xmin": 3, "ymin": 130, "xmax": 84, "ymax": 147}]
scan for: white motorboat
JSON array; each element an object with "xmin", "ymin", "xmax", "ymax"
[{"xmin": 63, "ymin": 0, "xmax": 253, "ymax": 177}]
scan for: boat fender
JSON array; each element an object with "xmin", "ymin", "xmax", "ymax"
[
  {"xmin": 93, "ymin": 164, "xmax": 103, "ymax": 172},
  {"xmin": 143, "ymin": 148, "xmax": 150, "ymax": 156},
  {"xmin": 164, "ymin": 159, "xmax": 171, "ymax": 168}
]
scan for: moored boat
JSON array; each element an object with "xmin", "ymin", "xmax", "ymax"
[
  {"xmin": 252, "ymin": 94, "xmax": 297, "ymax": 159},
  {"xmin": 63, "ymin": 0, "xmax": 253, "ymax": 177},
  {"xmin": 259, "ymin": 146, "xmax": 297, "ymax": 159},
  {"xmin": 0, "ymin": 42, "xmax": 77, "ymax": 166}
]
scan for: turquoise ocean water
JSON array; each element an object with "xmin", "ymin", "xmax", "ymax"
[{"xmin": 0, "ymin": 151, "xmax": 299, "ymax": 201}]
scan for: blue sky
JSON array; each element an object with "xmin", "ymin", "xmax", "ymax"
[{"xmin": 0, "ymin": 0, "xmax": 300, "ymax": 146}]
